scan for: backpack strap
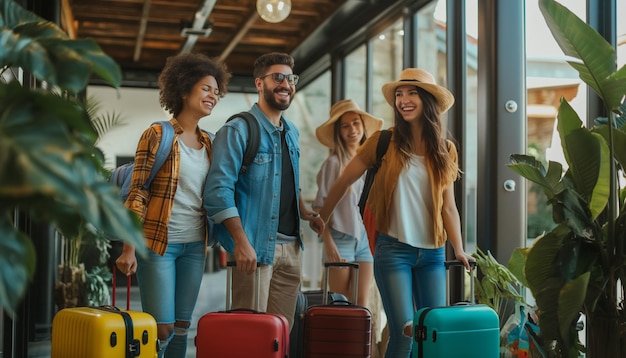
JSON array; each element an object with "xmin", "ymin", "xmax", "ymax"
[
  {"xmin": 226, "ymin": 112, "xmax": 260, "ymax": 174},
  {"xmin": 374, "ymin": 129, "xmax": 392, "ymax": 170},
  {"xmin": 358, "ymin": 129, "xmax": 392, "ymax": 216},
  {"xmin": 143, "ymin": 121, "xmax": 175, "ymax": 190}
]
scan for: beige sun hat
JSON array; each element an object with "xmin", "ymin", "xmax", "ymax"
[
  {"xmin": 381, "ymin": 68, "xmax": 455, "ymax": 113},
  {"xmin": 315, "ymin": 99, "xmax": 384, "ymax": 149}
]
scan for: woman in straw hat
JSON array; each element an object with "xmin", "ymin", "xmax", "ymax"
[
  {"xmin": 310, "ymin": 69, "xmax": 474, "ymax": 357},
  {"xmin": 312, "ymin": 99, "xmax": 383, "ymax": 307}
]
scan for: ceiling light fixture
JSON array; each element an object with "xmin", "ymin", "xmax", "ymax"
[{"xmin": 256, "ymin": 0, "xmax": 291, "ymax": 23}]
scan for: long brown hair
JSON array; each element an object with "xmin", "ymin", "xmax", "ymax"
[{"xmin": 392, "ymin": 86, "xmax": 459, "ymax": 185}]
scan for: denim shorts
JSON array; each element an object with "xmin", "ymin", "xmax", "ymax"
[{"xmin": 323, "ymin": 228, "xmax": 373, "ymax": 263}]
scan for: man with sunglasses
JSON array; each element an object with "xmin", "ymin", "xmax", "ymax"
[{"xmin": 204, "ymin": 52, "xmax": 317, "ymax": 330}]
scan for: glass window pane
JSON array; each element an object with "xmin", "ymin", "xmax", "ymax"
[
  {"xmin": 371, "ymin": 19, "xmax": 403, "ymax": 127},
  {"xmin": 283, "ymin": 70, "xmax": 332, "ymax": 199},
  {"xmin": 345, "ymin": 45, "xmax": 367, "ymax": 109},
  {"xmin": 418, "ymin": 2, "xmax": 444, "ymax": 77},
  {"xmin": 464, "ymin": 0, "xmax": 478, "ymax": 253},
  {"xmin": 525, "ymin": 1, "xmax": 586, "ymax": 241}
]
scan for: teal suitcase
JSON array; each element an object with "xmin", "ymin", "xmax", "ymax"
[{"xmin": 412, "ymin": 261, "xmax": 499, "ymax": 358}]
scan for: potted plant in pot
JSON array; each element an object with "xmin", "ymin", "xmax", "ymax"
[
  {"xmin": 0, "ymin": 0, "xmax": 145, "ymax": 315},
  {"xmin": 507, "ymin": 0, "xmax": 626, "ymax": 356}
]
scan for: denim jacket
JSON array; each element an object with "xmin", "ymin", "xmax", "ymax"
[{"xmin": 203, "ymin": 104, "xmax": 302, "ymax": 264}]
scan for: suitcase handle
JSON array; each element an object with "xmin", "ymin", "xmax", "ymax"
[
  {"xmin": 226, "ymin": 261, "xmax": 261, "ymax": 311},
  {"xmin": 444, "ymin": 260, "xmax": 477, "ymax": 269},
  {"xmin": 322, "ymin": 262, "xmax": 360, "ymax": 305},
  {"xmin": 112, "ymin": 266, "xmax": 132, "ymax": 310},
  {"xmin": 444, "ymin": 260, "xmax": 477, "ymax": 305}
]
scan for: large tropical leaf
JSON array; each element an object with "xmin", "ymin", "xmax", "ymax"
[
  {"xmin": 593, "ymin": 124, "xmax": 626, "ymax": 177},
  {"xmin": 508, "ymin": 247, "xmax": 530, "ymax": 288},
  {"xmin": 539, "ymin": 0, "xmax": 626, "ymax": 112},
  {"xmin": 0, "ymin": 0, "xmax": 121, "ymax": 92},
  {"xmin": 0, "ymin": 82, "xmax": 143, "ymax": 247},
  {"xmin": 0, "ymin": 83, "xmax": 144, "ymax": 313},
  {"xmin": 525, "ymin": 223, "xmax": 577, "ymax": 345},
  {"xmin": 558, "ymin": 272, "xmax": 589, "ymax": 347},
  {"xmin": 525, "ymin": 223, "xmax": 571, "ymax": 295},
  {"xmin": 0, "ymin": 213, "xmax": 36, "ymax": 317},
  {"xmin": 508, "ymin": 154, "xmax": 565, "ymax": 197},
  {"xmin": 555, "ymin": 99, "xmax": 609, "ymax": 220}
]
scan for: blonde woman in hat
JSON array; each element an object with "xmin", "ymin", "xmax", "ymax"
[
  {"xmin": 310, "ymin": 69, "xmax": 474, "ymax": 357},
  {"xmin": 312, "ymin": 99, "xmax": 383, "ymax": 307}
]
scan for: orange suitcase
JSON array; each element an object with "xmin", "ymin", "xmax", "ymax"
[{"xmin": 51, "ymin": 271, "xmax": 158, "ymax": 358}]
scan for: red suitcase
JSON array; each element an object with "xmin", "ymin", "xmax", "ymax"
[
  {"xmin": 304, "ymin": 262, "xmax": 372, "ymax": 357},
  {"xmin": 195, "ymin": 262, "xmax": 289, "ymax": 358}
]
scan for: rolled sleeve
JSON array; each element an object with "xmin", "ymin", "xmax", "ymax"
[{"xmin": 210, "ymin": 207, "xmax": 240, "ymax": 224}]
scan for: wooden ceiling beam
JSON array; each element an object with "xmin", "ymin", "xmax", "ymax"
[
  {"xmin": 61, "ymin": 0, "xmax": 76, "ymax": 39},
  {"xmin": 133, "ymin": 0, "xmax": 152, "ymax": 62},
  {"xmin": 219, "ymin": 10, "xmax": 258, "ymax": 62}
]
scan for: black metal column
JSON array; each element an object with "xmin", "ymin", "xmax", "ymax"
[
  {"xmin": 586, "ymin": 0, "xmax": 617, "ymax": 126},
  {"xmin": 445, "ymin": 0, "xmax": 468, "ymax": 304}
]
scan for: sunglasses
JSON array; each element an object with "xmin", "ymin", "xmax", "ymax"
[{"xmin": 259, "ymin": 73, "xmax": 299, "ymax": 86}]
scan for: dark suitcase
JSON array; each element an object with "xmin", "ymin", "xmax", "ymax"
[
  {"xmin": 51, "ymin": 270, "xmax": 158, "ymax": 358},
  {"xmin": 195, "ymin": 262, "xmax": 289, "ymax": 358},
  {"xmin": 290, "ymin": 289, "xmax": 348, "ymax": 358},
  {"xmin": 304, "ymin": 262, "xmax": 372, "ymax": 357},
  {"xmin": 412, "ymin": 260, "xmax": 500, "ymax": 358}
]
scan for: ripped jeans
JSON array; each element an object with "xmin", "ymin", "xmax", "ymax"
[
  {"xmin": 136, "ymin": 240, "xmax": 205, "ymax": 358},
  {"xmin": 373, "ymin": 234, "xmax": 445, "ymax": 358}
]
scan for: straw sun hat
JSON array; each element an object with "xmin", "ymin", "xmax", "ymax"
[
  {"xmin": 316, "ymin": 99, "xmax": 384, "ymax": 149},
  {"xmin": 381, "ymin": 68, "xmax": 455, "ymax": 113}
]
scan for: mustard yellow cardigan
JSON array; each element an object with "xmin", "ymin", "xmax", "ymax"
[{"xmin": 357, "ymin": 129, "xmax": 459, "ymax": 248}]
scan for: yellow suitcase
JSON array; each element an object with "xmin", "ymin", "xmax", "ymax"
[{"xmin": 51, "ymin": 305, "xmax": 158, "ymax": 358}]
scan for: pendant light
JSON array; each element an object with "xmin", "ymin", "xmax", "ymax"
[{"xmin": 256, "ymin": 0, "xmax": 291, "ymax": 23}]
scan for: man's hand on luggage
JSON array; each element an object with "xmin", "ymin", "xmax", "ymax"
[{"xmin": 234, "ymin": 242, "xmax": 257, "ymax": 274}]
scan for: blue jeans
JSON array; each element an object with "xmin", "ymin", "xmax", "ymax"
[
  {"xmin": 374, "ymin": 234, "xmax": 445, "ymax": 358},
  {"xmin": 136, "ymin": 240, "xmax": 205, "ymax": 358}
]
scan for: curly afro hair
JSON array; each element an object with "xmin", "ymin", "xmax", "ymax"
[{"xmin": 158, "ymin": 52, "xmax": 231, "ymax": 117}]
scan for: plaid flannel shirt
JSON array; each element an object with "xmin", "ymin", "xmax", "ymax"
[{"xmin": 125, "ymin": 119, "xmax": 212, "ymax": 255}]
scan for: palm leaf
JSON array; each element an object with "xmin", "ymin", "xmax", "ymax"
[{"xmin": 539, "ymin": 0, "xmax": 626, "ymax": 112}]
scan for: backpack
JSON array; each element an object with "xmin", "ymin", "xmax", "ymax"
[
  {"xmin": 358, "ymin": 129, "xmax": 392, "ymax": 217},
  {"xmin": 225, "ymin": 111, "xmax": 260, "ymax": 174},
  {"xmin": 109, "ymin": 121, "xmax": 175, "ymax": 202}
]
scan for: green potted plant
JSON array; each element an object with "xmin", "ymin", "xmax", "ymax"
[
  {"xmin": 0, "ymin": 0, "xmax": 145, "ymax": 315},
  {"xmin": 472, "ymin": 248, "xmax": 527, "ymax": 323},
  {"xmin": 507, "ymin": 0, "xmax": 626, "ymax": 356}
]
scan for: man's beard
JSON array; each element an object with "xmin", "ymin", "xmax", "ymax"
[{"xmin": 263, "ymin": 84, "xmax": 293, "ymax": 111}]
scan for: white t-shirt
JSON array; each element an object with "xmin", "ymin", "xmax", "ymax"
[
  {"xmin": 388, "ymin": 154, "xmax": 435, "ymax": 248},
  {"xmin": 168, "ymin": 140, "xmax": 209, "ymax": 243},
  {"xmin": 313, "ymin": 154, "xmax": 365, "ymax": 240}
]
